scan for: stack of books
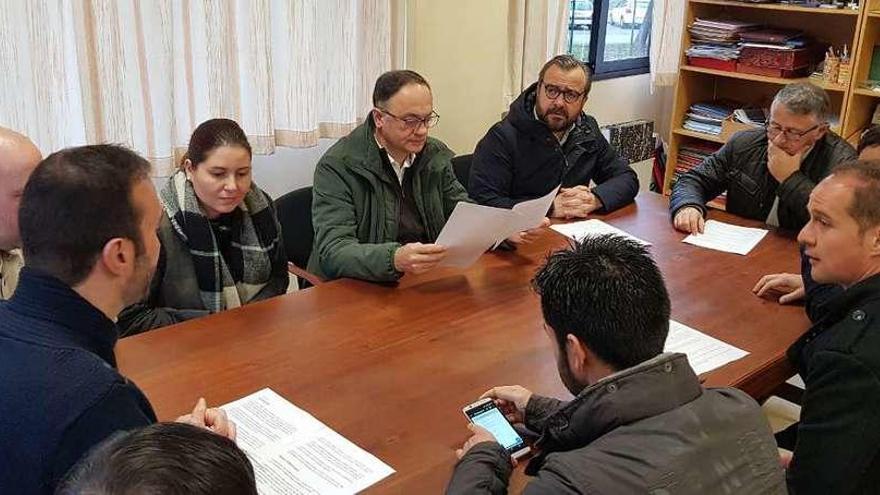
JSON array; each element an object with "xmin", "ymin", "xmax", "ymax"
[
  {"xmin": 672, "ymin": 142, "xmax": 722, "ymax": 188},
  {"xmin": 687, "ymin": 19, "xmax": 761, "ymax": 71},
  {"xmin": 738, "ymin": 28, "xmax": 814, "ymax": 77},
  {"xmin": 673, "ymin": 142, "xmax": 727, "ymax": 209},
  {"xmin": 683, "ymin": 101, "xmax": 737, "ymax": 136}
]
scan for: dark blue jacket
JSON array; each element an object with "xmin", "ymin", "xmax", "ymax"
[
  {"xmin": 0, "ymin": 268, "xmax": 156, "ymax": 494},
  {"xmin": 468, "ymin": 82, "xmax": 638, "ymax": 212}
]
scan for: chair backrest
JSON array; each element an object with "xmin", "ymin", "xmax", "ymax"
[
  {"xmin": 451, "ymin": 154, "xmax": 472, "ymax": 189},
  {"xmin": 274, "ymin": 186, "xmax": 314, "ymax": 270}
]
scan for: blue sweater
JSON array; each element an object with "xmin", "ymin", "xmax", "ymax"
[{"xmin": 0, "ymin": 268, "xmax": 156, "ymax": 494}]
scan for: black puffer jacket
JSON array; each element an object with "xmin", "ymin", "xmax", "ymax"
[
  {"xmin": 670, "ymin": 128, "xmax": 856, "ymax": 231},
  {"xmin": 446, "ymin": 353, "xmax": 786, "ymax": 495},
  {"xmin": 468, "ymin": 83, "xmax": 638, "ymax": 212}
]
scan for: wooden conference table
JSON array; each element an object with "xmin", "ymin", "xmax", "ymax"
[{"xmin": 117, "ymin": 192, "xmax": 810, "ymax": 493}]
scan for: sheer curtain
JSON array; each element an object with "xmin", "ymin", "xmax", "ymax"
[
  {"xmin": 649, "ymin": 0, "xmax": 685, "ymax": 91},
  {"xmin": 505, "ymin": 0, "xmax": 570, "ymax": 105},
  {"xmin": 0, "ymin": 0, "xmax": 400, "ymax": 174}
]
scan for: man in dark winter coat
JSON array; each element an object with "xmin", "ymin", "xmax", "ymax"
[{"xmin": 469, "ymin": 55, "xmax": 638, "ymax": 218}]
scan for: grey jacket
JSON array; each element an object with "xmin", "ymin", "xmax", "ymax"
[
  {"xmin": 446, "ymin": 353, "xmax": 786, "ymax": 495},
  {"xmin": 670, "ymin": 129, "xmax": 856, "ymax": 231},
  {"xmin": 118, "ymin": 211, "xmax": 289, "ymax": 336}
]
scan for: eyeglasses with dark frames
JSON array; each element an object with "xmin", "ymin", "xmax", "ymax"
[
  {"xmin": 765, "ymin": 121, "xmax": 825, "ymax": 142},
  {"xmin": 377, "ymin": 108, "xmax": 440, "ymax": 131},
  {"xmin": 539, "ymin": 81, "xmax": 585, "ymax": 104}
]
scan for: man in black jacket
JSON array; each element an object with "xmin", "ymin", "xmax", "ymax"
[
  {"xmin": 468, "ymin": 55, "xmax": 638, "ymax": 218},
  {"xmin": 670, "ymin": 82, "xmax": 856, "ymax": 233},
  {"xmin": 446, "ymin": 235, "xmax": 785, "ymax": 494},
  {"xmin": 768, "ymin": 161, "xmax": 880, "ymax": 495},
  {"xmin": 0, "ymin": 145, "xmax": 234, "ymax": 495}
]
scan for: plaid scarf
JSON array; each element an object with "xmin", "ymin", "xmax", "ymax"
[{"xmin": 160, "ymin": 171, "xmax": 281, "ymax": 313}]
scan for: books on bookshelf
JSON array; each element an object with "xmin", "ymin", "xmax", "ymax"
[
  {"xmin": 672, "ymin": 142, "xmax": 723, "ymax": 187},
  {"xmin": 687, "ymin": 19, "xmax": 760, "ymax": 70},
  {"xmin": 673, "ymin": 142, "xmax": 728, "ymax": 210},
  {"xmin": 683, "ymin": 101, "xmax": 737, "ymax": 135}
]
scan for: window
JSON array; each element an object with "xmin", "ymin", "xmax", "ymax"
[{"xmin": 566, "ymin": 0, "xmax": 651, "ymax": 80}]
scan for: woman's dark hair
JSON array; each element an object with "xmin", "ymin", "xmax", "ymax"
[{"xmin": 180, "ymin": 118, "xmax": 252, "ymax": 170}]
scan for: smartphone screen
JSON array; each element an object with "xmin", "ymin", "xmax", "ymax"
[{"xmin": 463, "ymin": 399, "xmax": 528, "ymax": 456}]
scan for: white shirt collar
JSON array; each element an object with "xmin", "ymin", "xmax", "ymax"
[
  {"xmin": 534, "ymin": 105, "xmax": 574, "ymax": 145},
  {"xmin": 374, "ymin": 134, "xmax": 415, "ymax": 185}
]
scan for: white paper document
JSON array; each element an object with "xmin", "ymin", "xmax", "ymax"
[
  {"xmin": 550, "ymin": 219, "xmax": 651, "ymax": 246},
  {"xmin": 222, "ymin": 388, "xmax": 394, "ymax": 495},
  {"xmin": 436, "ymin": 186, "xmax": 559, "ymax": 267},
  {"xmin": 682, "ymin": 220, "xmax": 768, "ymax": 255},
  {"xmin": 664, "ymin": 320, "xmax": 749, "ymax": 375}
]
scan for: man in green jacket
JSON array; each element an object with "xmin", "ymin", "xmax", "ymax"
[{"xmin": 310, "ymin": 70, "xmax": 542, "ymax": 283}]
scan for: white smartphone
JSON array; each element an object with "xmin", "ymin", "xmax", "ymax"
[{"xmin": 462, "ymin": 397, "xmax": 530, "ymax": 460}]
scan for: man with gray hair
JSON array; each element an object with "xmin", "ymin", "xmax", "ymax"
[
  {"xmin": 0, "ymin": 127, "xmax": 41, "ymax": 300},
  {"xmin": 670, "ymin": 82, "xmax": 856, "ymax": 232}
]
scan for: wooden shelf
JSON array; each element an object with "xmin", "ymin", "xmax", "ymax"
[
  {"xmin": 690, "ymin": 0, "xmax": 861, "ymax": 15},
  {"xmin": 681, "ymin": 65, "xmax": 802, "ymax": 85},
  {"xmin": 868, "ymin": 10, "xmax": 880, "ymax": 16},
  {"xmin": 680, "ymin": 65, "xmax": 849, "ymax": 91},
  {"xmin": 854, "ymin": 87, "xmax": 880, "ymax": 96},
  {"xmin": 673, "ymin": 128, "xmax": 728, "ymax": 143}
]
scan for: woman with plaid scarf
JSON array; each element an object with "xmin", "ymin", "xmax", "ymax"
[{"xmin": 118, "ymin": 119, "xmax": 288, "ymax": 335}]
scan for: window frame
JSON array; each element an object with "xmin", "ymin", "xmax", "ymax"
[{"xmin": 566, "ymin": 0, "xmax": 650, "ymax": 81}]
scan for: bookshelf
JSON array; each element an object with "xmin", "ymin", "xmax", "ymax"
[
  {"xmin": 842, "ymin": 0, "xmax": 880, "ymax": 142},
  {"xmin": 664, "ymin": 0, "xmax": 867, "ymax": 194}
]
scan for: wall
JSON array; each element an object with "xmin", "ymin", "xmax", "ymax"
[
  {"xmin": 193, "ymin": 1, "xmax": 663, "ymax": 199},
  {"xmin": 405, "ymin": 0, "xmax": 509, "ymax": 155}
]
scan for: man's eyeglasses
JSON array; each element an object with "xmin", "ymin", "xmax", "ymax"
[
  {"xmin": 766, "ymin": 121, "xmax": 825, "ymax": 142},
  {"xmin": 378, "ymin": 109, "xmax": 440, "ymax": 131},
  {"xmin": 540, "ymin": 82, "xmax": 584, "ymax": 104}
]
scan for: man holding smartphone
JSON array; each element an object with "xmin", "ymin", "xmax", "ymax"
[{"xmin": 447, "ymin": 235, "xmax": 785, "ymax": 494}]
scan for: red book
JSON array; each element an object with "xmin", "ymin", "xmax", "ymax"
[{"xmin": 688, "ymin": 56, "xmax": 737, "ymax": 72}]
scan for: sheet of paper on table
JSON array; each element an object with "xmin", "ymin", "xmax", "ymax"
[
  {"xmin": 222, "ymin": 388, "xmax": 394, "ymax": 495},
  {"xmin": 664, "ymin": 320, "xmax": 749, "ymax": 375},
  {"xmin": 436, "ymin": 186, "xmax": 559, "ymax": 268},
  {"xmin": 682, "ymin": 220, "xmax": 768, "ymax": 255},
  {"xmin": 550, "ymin": 219, "xmax": 651, "ymax": 246}
]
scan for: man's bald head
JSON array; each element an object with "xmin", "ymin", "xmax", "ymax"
[{"xmin": 0, "ymin": 127, "xmax": 42, "ymax": 251}]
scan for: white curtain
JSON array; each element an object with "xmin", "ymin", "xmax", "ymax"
[
  {"xmin": 505, "ymin": 0, "xmax": 570, "ymax": 105},
  {"xmin": 649, "ymin": 0, "xmax": 685, "ymax": 91},
  {"xmin": 0, "ymin": 0, "xmax": 401, "ymax": 174}
]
